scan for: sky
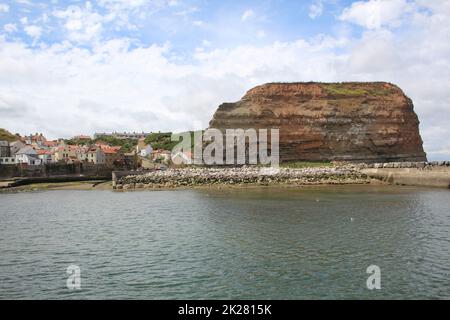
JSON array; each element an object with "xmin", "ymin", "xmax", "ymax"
[{"xmin": 0, "ymin": 0, "xmax": 449, "ymax": 160}]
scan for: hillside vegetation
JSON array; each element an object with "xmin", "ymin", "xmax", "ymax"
[
  {"xmin": 0, "ymin": 128, "xmax": 19, "ymax": 142},
  {"xmin": 145, "ymin": 132, "xmax": 198, "ymax": 151}
]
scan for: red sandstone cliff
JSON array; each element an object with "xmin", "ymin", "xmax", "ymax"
[{"xmin": 209, "ymin": 82, "xmax": 427, "ymax": 162}]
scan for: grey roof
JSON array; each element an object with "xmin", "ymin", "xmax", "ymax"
[
  {"xmin": 16, "ymin": 146, "xmax": 37, "ymax": 155},
  {"xmin": 10, "ymin": 141, "xmax": 25, "ymax": 147}
]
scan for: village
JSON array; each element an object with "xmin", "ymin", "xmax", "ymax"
[{"xmin": 0, "ymin": 131, "xmax": 185, "ymax": 172}]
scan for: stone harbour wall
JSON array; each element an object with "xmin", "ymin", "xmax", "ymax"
[
  {"xmin": 360, "ymin": 161, "xmax": 450, "ymax": 188},
  {"xmin": 115, "ymin": 166, "xmax": 371, "ymax": 190}
]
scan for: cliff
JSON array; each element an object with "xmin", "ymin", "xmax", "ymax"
[{"xmin": 208, "ymin": 82, "xmax": 427, "ymax": 162}]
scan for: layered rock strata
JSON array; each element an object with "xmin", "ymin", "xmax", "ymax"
[{"xmin": 208, "ymin": 82, "xmax": 427, "ymax": 162}]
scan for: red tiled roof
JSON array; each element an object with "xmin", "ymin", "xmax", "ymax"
[
  {"xmin": 97, "ymin": 144, "xmax": 121, "ymax": 154},
  {"xmin": 43, "ymin": 141, "xmax": 57, "ymax": 147},
  {"xmin": 37, "ymin": 150, "xmax": 52, "ymax": 155}
]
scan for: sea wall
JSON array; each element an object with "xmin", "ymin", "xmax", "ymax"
[
  {"xmin": 361, "ymin": 168, "xmax": 450, "ymax": 188},
  {"xmin": 115, "ymin": 166, "xmax": 371, "ymax": 190},
  {"xmin": 0, "ymin": 163, "xmax": 113, "ymax": 179},
  {"xmin": 114, "ymin": 162, "xmax": 450, "ymax": 190},
  {"xmin": 359, "ymin": 161, "xmax": 450, "ymax": 188}
]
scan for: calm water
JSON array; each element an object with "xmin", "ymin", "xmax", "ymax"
[{"xmin": 0, "ymin": 186, "xmax": 449, "ymax": 300}]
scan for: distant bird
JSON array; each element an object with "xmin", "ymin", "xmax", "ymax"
[{"xmin": 350, "ymin": 218, "xmax": 354, "ymax": 222}]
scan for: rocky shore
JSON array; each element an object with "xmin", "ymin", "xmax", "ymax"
[{"xmin": 115, "ymin": 166, "xmax": 371, "ymax": 190}]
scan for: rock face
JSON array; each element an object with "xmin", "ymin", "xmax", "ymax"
[{"xmin": 208, "ymin": 82, "xmax": 427, "ymax": 162}]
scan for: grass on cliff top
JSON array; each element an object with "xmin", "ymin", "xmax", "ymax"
[
  {"xmin": 322, "ymin": 83, "xmax": 394, "ymax": 97},
  {"xmin": 280, "ymin": 161, "xmax": 334, "ymax": 169}
]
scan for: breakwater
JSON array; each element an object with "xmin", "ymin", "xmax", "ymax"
[
  {"xmin": 356, "ymin": 161, "xmax": 450, "ymax": 188},
  {"xmin": 114, "ymin": 161, "xmax": 450, "ymax": 190},
  {"xmin": 0, "ymin": 163, "xmax": 113, "ymax": 179},
  {"xmin": 115, "ymin": 166, "xmax": 370, "ymax": 190}
]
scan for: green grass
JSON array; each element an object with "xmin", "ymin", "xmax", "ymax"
[
  {"xmin": 322, "ymin": 83, "xmax": 394, "ymax": 97},
  {"xmin": 322, "ymin": 84, "xmax": 368, "ymax": 96}
]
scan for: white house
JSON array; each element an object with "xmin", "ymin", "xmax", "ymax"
[
  {"xmin": 15, "ymin": 146, "xmax": 42, "ymax": 165},
  {"xmin": 0, "ymin": 157, "xmax": 16, "ymax": 165},
  {"xmin": 140, "ymin": 144, "xmax": 153, "ymax": 158}
]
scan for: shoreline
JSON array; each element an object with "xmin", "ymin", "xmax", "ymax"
[
  {"xmin": 0, "ymin": 179, "xmax": 387, "ymax": 193},
  {"xmin": 2, "ymin": 161, "xmax": 449, "ymax": 193},
  {"xmin": 0, "ymin": 180, "xmax": 112, "ymax": 193}
]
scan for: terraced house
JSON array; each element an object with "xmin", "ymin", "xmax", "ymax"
[{"xmin": 100, "ymin": 145, "xmax": 124, "ymax": 168}]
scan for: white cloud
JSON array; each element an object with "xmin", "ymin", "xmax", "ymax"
[
  {"xmin": 53, "ymin": 3, "xmax": 108, "ymax": 43},
  {"xmin": 24, "ymin": 25, "xmax": 42, "ymax": 40},
  {"xmin": 241, "ymin": 9, "xmax": 255, "ymax": 22},
  {"xmin": 0, "ymin": 3, "xmax": 9, "ymax": 13},
  {"xmin": 309, "ymin": 0, "xmax": 324, "ymax": 19},
  {"xmin": 339, "ymin": 0, "xmax": 411, "ymax": 29},
  {"xmin": 97, "ymin": 0, "xmax": 149, "ymax": 7},
  {"xmin": 15, "ymin": 0, "xmax": 33, "ymax": 5},
  {"xmin": 4, "ymin": 24, "xmax": 18, "ymax": 33}
]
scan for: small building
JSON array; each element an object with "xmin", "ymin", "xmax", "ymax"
[
  {"xmin": 15, "ymin": 146, "xmax": 42, "ymax": 165},
  {"xmin": 99, "ymin": 145, "xmax": 124, "ymax": 168},
  {"xmin": 54, "ymin": 145, "xmax": 78, "ymax": 162},
  {"xmin": 140, "ymin": 144, "xmax": 153, "ymax": 158},
  {"xmin": 0, "ymin": 141, "xmax": 10, "ymax": 157},
  {"xmin": 75, "ymin": 145, "xmax": 89, "ymax": 162},
  {"xmin": 24, "ymin": 133, "xmax": 47, "ymax": 147},
  {"xmin": 86, "ymin": 147, "xmax": 106, "ymax": 165},
  {"xmin": 124, "ymin": 152, "xmax": 139, "ymax": 169},
  {"xmin": 10, "ymin": 141, "xmax": 27, "ymax": 155},
  {"xmin": 37, "ymin": 149, "xmax": 53, "ymax": 164},
  {"xmin": 0, "ymin": 157, "xmax": 16, "ymax": 165}
]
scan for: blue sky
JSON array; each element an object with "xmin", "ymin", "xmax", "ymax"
[
  {"xmin": 1, "ymin": 0, "xmax": 450, "ymax": 160},
  {"xmin": 0, "ymin": 0, "xmax": 356, "ymax": 53}
]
